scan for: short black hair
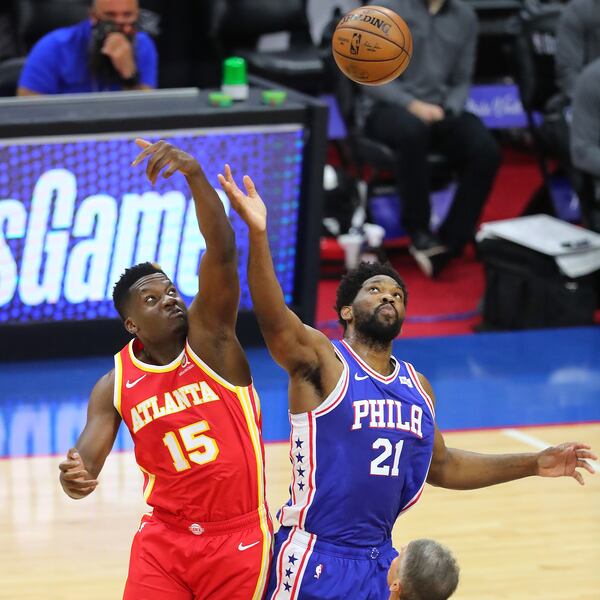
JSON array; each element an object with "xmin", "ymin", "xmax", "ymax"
[
  {"xmin": 335, "ymin": 262, "xmax": 408, "ymax": 330},
  {"xmin": 112, "ymin": 262, "xmax": 166, "ymax": 320}
]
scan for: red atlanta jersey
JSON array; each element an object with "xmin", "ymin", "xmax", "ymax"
[{"xmin": 114, "ymin": 338, "xmax": 267, "ymax": 522}]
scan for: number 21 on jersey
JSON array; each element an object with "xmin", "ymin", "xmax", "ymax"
[{"xmin": 370, "ymin": 438, "xmax": 404, "ymax": 476}]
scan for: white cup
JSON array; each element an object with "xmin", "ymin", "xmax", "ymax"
[{"xmin": 338, "ymin": 233, "xmax": 364, "ymax": 270}]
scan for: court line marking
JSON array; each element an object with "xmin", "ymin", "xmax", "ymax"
[{"xmin": 502, "ymin": 428, "xmax": 600, "ymax": 473}]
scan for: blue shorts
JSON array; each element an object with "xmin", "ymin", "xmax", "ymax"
[{"xmin": 265, "ymin": 526, "xmax": 398, "ymax": 600}]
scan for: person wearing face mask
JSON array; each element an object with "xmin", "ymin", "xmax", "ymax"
[{"xmin": 17, "ymin": 0, "xmax": 157, "ymax": 95}]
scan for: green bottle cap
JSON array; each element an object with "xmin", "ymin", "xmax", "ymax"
[
  {"xmin": 261, "ymin": 89, "xmax": 287, "ymax": 106},
  {"xmin": 208, "ymin": 92, "xmax": 233, "ymax": 107},
  {"xmin": 222, "ymin": 57, "xmax": 248, "ymax": 85}
]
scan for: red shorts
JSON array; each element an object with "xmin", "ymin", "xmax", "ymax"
[{"xmin": 123, "ymin": 506, "xmax": 273, "ymax": 600}]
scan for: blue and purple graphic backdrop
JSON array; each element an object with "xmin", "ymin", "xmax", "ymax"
[
  {"xmin": 466, "ymin": 83, "xmax": 527, "ymax": 129},
  {"xmin": 0, "ymin": 125, "xmax": 304, "ymax": 324}
]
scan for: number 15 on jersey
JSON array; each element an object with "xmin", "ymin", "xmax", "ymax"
[{"xmin": 163, "ymin": 420, "xmax": 219, "ymax": 472}]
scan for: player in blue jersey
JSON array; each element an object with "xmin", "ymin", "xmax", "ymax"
[
  {"xmin": 387, "ymin": 539, "xmax": 459, "ymax": 600},
  {"xmin": 218, "ymin": 166, "xmax": 597, "ymax": 600}
]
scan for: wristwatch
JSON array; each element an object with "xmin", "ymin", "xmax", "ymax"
[{"xmin": 122, "ymin": 71, "xmax": 140, "ymax": 87}]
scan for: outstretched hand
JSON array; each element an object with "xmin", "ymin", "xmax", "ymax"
[
  {"xmin": 218, "ymin": 164, "xmax": 267, "ymax": 233},
  {"xmin": 131, "ymin": 138, "xmax": 201, "ymax": 184},
  {"xmin": 58, "ymin": 447, "xmax": 99, "ymax": 499},
  {"xmin": 537, "ymin": 442, "xmax": 597, "ymax": 485}
]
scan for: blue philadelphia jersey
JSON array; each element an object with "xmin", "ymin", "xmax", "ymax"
[{"xmin": 277, "ymin": 339, "xmax": 435, "ymax": 547}]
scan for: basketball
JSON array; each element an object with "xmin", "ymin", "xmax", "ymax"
[{"xmin": 332, "ymin": 5, "xmax": 412, "ymax": 86}]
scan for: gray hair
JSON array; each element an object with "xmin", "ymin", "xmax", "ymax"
[{"xmin": 399, "ymin": 539, "xmax": 459, "ymax": 600}]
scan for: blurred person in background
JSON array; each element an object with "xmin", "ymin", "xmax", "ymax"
[
  {"xmin": 358, "ymin": 0, "xmax": 501, "ymax": 278},
  {"xmin": 17, "ymin": 0, "xmax": 157, "ymax": 95},
  {"xmin": 570, "ymin": 57, "xmax": 600, "ymax": 232},
  {"xmin": 0, "ymin": 5, "xmax": 17, "ymax": 60},
  {"xmin": 537, "ymin": 0, "xmax": 600, "ymax": 197},
  {"xmin": 555, "ymin": 0, "xmax": 600, "ymax": 104}
]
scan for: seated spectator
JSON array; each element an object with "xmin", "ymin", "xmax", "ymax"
[
  {"xmin": 358, "ymin": 0, "xmax": 500, "ymax": 277},
  {"xmin": 387, "ymin": 539, "xmax": 460, "ymax": 600},
  {"xmin": 556, "ymin": 0, "xmax": 600, "ymax": 105},
  {"xmin": 570, "ymin": 58, "xmax": 600, "ymax": 231},
  {"xmin": 0, "ymin": 5, "xmax": 17, "ymax": 60},
  {"xmin": 539, "ymin": 0, "xmax": 600, "ymax": 180},
  {"xmin": 17, "ymin": 0, "xmax": 157, "ymax": 95}
]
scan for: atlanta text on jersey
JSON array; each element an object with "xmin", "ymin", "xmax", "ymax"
[{"xmin": 130, "ymin": 380, "xmax": 220, "ymax": 433}]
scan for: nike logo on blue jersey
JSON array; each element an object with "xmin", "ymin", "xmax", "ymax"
[{"xmin": 354, "ymin": 373, "xmax": 369, "ymax": 381}]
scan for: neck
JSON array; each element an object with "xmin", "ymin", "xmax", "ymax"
[
  {"xmin": 137, "ymin": 335, "xmax": 185, "ymax": 366},
  {"xmin": 344, "ymin": 330, "xmax": 394, "ymax": 375}
]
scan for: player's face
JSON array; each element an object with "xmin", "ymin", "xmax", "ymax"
[
  {"xmin": 126, "ymin": 273, "xmax": 188, "ymax": 342},
  {"xmin": 350, "ymin": 275, "xmax": 405, "ymax": 343}
]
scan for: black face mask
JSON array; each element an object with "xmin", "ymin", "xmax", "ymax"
[{"xmin": 89, "ymin": 19, "xmax": 137, "ymax": 87}]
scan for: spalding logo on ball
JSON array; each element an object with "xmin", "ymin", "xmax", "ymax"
[{"xmin": 332, "ymin": 5, "xmax": 412, "ymax": 86}]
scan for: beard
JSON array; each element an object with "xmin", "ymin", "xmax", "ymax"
[{"xmin": 353, "ymin": 304, "xmax": 403, "ymax": 346}]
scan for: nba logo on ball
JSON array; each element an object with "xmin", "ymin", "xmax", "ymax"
[{"xmin": 332, "ymin": 5, "xmax": 413, "ymax": 86}]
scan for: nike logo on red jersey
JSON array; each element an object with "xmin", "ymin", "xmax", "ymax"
[
  {"xmin": 238, "ymin": 541, "xmax": 260, "ymax": 551},
  {"xmin": 126, "ymin": 374, "xmax": 147, "ymax": 388}
]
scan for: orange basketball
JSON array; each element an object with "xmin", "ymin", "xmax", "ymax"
[{"xmin": 332, "ymin": 5, "xmax": 412, "ymax": 86}]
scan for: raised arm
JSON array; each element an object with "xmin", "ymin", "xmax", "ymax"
[
  {"xmin": 132, "ymin": 139, "xmax": 238, "ymax": 330},
  {"xmin": 218, "ymin": 166, "xmax": 342, "ymax": 411},
  {"xmin": 419, "ymin": 374, "xmax": 597, "ymax": 489},
  {"xmin": 217, "ymin": 167, "xmax": 307, "ymax": 358},
  {"xmin": 58, "ymin": 371, "xmax": 121, "ymax": 499},
  {"xmin": 132, "ymin": 140, "xmax": 250, "ymax": 383}
]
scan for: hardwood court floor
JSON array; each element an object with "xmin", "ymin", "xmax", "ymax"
[{"xmin": 1, "ymin": 424, "xmax": 599, "ymax": 600}]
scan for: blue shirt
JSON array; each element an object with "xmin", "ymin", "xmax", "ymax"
[
  {"xmin": 18, "ymin": 19, "xmax": 157, "ymax": 94},
  {"xmin": 277, "ymin": 340, "xmax": 435, "ymax": 547}
]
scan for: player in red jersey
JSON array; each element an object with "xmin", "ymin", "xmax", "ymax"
[{"xmin": 58, "ymin": 139, "xmax": 272, "ymax": 600}]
